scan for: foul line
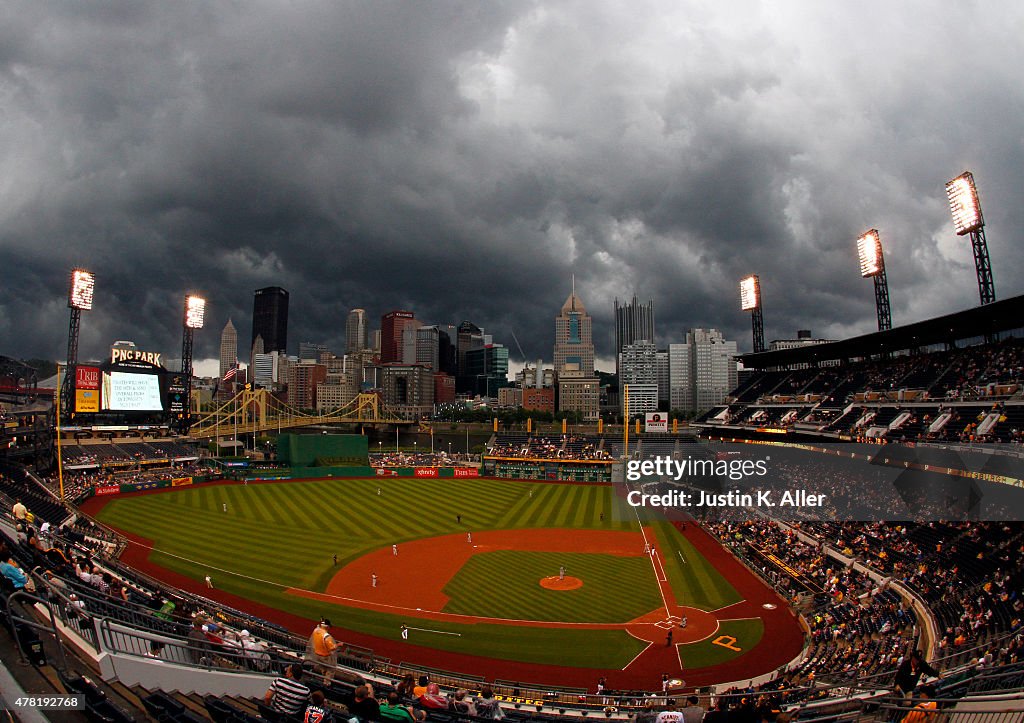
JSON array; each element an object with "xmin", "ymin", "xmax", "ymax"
[
  {"xmin": 628, "ymin": 484, "xmax": 671, "ymax": 618},
  {"xmin": 709, "ymin": 600, "xmax": 749, "ymax": 614},
  {"xmin": 620, "ymin": 639, "xmax": 654, "ymax": 671},
  {"xmin": 407, "ymin": 626, "xmax": 461, "ymax": 637}
]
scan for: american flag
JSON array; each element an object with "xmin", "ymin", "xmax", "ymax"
[{"xmin": 222, "ymin": 365, "xmax": 238, "ymax": 381}]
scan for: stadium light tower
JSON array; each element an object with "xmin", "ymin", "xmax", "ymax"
[
  {"xmin": 946, "ymin": 171, "xmax": 995, "ymax": 305},
  {"xmin": 739, "ymin": 275, "xmax": 765, "ymax": 353},
  {"xmin": 857, "ymin": 229, "xmax": 892, "ymax": 331},
  {"xmin": 179, "ymin": 295, "xmax": 206, "ymax": 433},
  {"xmin": 61, "ymin": 268, "xmax": 95, "ymax": 421}
]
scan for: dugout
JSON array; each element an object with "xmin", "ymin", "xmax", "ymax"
[{"xmin": 276, "ymin": 433, "xmax": 368, "ymax": 467}]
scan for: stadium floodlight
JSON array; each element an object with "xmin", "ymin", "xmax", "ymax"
[
  {"xmin": 68, "ymin": 268, "xmax": 95, "ymax": 310},
  {"xmin": 739, "ymin": 274, "xmax": 765, "ymax": 352},
  {"xmin": 946, "ymin": 172, "xmax": 983, "ymax": 236},
  {"xmin": 739, "ymin": 275, "xmax": 760, "ymax": 311},
  {"xmin": 62, "ymin": 267, "xmax": 95, "ymax": 422},
  {"xmin": 857, "ymin": 230, "xmax": 883, "ymax": 278},
  {"xmin": 184, "ymin": 295, "xmax": 206, "ymax": 329},
  {"xmin": 179, "ymin": 294, "xmax": 206, "ymax": 434},
  {"xmin": 856, "ymin": 229, "xmax": 892, "ymax": 331},
  {"xmin": 945, "ymin": 170, "xmax": 995, "ymax": 306}
]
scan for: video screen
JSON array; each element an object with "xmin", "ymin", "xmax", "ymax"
[{"xmin": 101, "ymin": 371, "xmax": 164, "ymax": 412}]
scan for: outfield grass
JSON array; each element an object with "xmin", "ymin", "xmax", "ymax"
[
  {"xmin": 649, "ymin": 520, "xmax": 742, "ymax": 611},
  {"xmin": 94, "ymin": 477, "xmax": 743, "ymax": 669}
]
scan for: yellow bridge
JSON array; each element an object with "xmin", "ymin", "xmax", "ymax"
[{"xmin": 187, "ymin": 390, "xmax": 414, "ymax": 439}]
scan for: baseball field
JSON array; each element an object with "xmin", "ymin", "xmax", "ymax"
[{"xmin": 82, "ymin": 476, "xmax": 805, "ymax": 689}]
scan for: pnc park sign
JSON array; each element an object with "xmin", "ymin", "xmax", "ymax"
[{"xmin": 110, "ymin": 348, "xmax": 163, "ymax": 367}]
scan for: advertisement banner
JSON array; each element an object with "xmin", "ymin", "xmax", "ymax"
[
  {"xmin": 414, "ymin": 467, "xmax": 439, "ymax": 478},
  {"xmin": 95, "ymin": 485, "xmax": 120, "ymax": 496},
  {"xmin": 376, "ymin": 468, "xmax": 399, "ymax": 476},
  {"xmin": 75, "ymin": 366, "xmax": 100, "ymax": 390},
  {"xmin": 645, "ymin": 412, "xmax": 668, "ymax": 433},
  {"xmin": 453, "ymin": 467, "xmax": 479, "ymax": 478},
  {"xmin": 171, "ymin": 477, "xmax": 193, "ymax": 487},
  {"xmin": 75, "ymin": 389, "xmax": 100, "ymax": 413}
]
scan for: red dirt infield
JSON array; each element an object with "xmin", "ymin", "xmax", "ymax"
[
  {"xmin": 321, "ymin": 528, "xmax": 643, "ymax": 612},
  {"xmin": 540, "ymin": 576, "xmax": 583, "ymax": 590}
]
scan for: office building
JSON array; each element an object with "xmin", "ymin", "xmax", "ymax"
[
  {"xmin": 381, "ymin": 364, "xmax": 434, "ymax": 420},
  {"xmin": 557, "ymin": 370, "xmax": 600, "ymax": 421},
  {"xmin": 618, "ymin": 340, "xmax": 658, "ymax": 417},
  {"xmin": 219, "ymin": 319, "xmax": 238, "ymax": 380},
  {"xmin": 381, "ymin": 310, "xmax": 417, "ymax": 363},
  {"xmin": 299, "ymin": 342, "xmax": 328, "ymax": 362},
  {"xmin": 668, "ymin": 328, "xmax": 738, "ymax": 415},
  {"xmin": 465, "ymin": 343, "xmax": 510, "ymax": 399},
  {"xmin": 287, "ymin": 360, "xmax": 327, "ymax": 410},
  {"xmin": 614, "ymin": 295, "xmax": 655, "ymax": 376},
  {"xmin": 345, "ymin": 309, "xmax": 368, "ymax": 354},
  {"xmin": 554, "ymin": 283, "xmax": 594, "ymax": 375},
  {"xmin": 218, "ymin": 319, "xmax": 238, "ymax": 400},
  {"xmin": 251, "ymin": 286, "xmax": 289, "ymax": 354}
]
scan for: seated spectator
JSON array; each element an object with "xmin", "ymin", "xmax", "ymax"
[
  {"xmin": 395, "ymin": 674, "xmax": 417, "ymax": 703},
  {"xmin": 419, "ymin": 683, "xmax": 448, "ymax": 711},
  {"xmin": 412, "ymin": 676, "xmax": 429, "ymax": 698},
  {"xmin": 450, "ymin": 689, "xmax": 476, "ymax": 718},
  {"xmin": 265, "ymin": 664, "xmax": 311, "ymax": 720},
  {"xmin": 474, "ymin": 686, "xmax": 504, "ymax": 720},
  {"xmin": 379, "ymin": 692, "xmax": 424, "ymax": 723},
  {"xmin": 304, "ymin": 691, "xmax": 334, "ymax": 723},
  {"xmin": 0, "ymin": 557, "xmax": 28, "ymax": 590},
  {"xmin": 347, "ymin": 684, "xmax": 380, "ymax": 721}
]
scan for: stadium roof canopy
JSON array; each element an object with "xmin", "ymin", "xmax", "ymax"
[{"xmin": 739, "ymin": 293, "xmax": 1024, "ymax": 369}]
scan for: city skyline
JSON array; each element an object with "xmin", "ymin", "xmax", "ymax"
[{"xmin": 2, "ymin": 3, "xmax": 1023, "ymax": 367}]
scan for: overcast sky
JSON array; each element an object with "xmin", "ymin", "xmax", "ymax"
[{"xmin": 2, "ymin": 1, "xmax": 1022, "ymax": 375}]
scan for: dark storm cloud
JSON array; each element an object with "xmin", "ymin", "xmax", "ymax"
[{"xmin": 1, "ymin": 0, "xmax": 1023, "ymax": 371}]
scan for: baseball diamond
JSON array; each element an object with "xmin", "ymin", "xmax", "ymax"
[{"xmin": 83, "ymin": 475, "xmax": 805, "ymax": 689}]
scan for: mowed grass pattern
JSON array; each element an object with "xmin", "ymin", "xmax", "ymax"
[
  {"xmin": 650, "ymin": 520, "xmax": 741, "ymax": 611},
  {"xmin": 93, "ymin": 477, "xmax": 738, "ymax": 669},
  {"xmin": 442, "ymin": 550, "xmax": 663, "ymax": 622}
]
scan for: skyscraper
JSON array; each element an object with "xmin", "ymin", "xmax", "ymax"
[
  {"xmin": 668, "ymin": 328, "xmax": 738, "ymax": 415},
  {"xmin": 618, "ymin": 340, "xmax": 658, "ymax": 417},
  {"xmin": 251, "ymin": 286, "xmax": 289, "ymax": 354},
  {"xmin": 456, "ymin": 321, "xmax": 486, "ymax": 393},
  {"xmin": 345, "ymin": 308, "xmax": 368, "ymax": 354},
  {"xmin": 380, "ymin": 310, "xmax": 417, "ymax": 363},
  {"xmin": 219, "ymin": 319, "xmax": 238, "ymax": 400},
  {"xmin": 614, "ymin": 295, "xmax": 655, "ymax": 377},
  {"xmin": 553, "ymin": 282, "xmax": 594, "ymax": 375}
]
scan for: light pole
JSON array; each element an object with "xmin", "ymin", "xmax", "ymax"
[
  {"xmin": 180, "ymin": 295, "xmax": 206, "ymax": 433},
  {"xmin": 946, "ymin": 171, "xmax": 995, "ymax": 305},
  {"xmin": 739, "ymin": 275, "xmax": 765, "ymax": 353},
  {"xmin": 856, "ymin": 230, "xmax": 892, "ymax": 331},
  {"xmin": 61, "ymin": 268, "xmax": 95, "ymax": 422}
]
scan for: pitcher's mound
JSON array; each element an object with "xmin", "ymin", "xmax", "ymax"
[{"xmin": 540, "ymin": 576, "xmax": 583, "ymax": 590}]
